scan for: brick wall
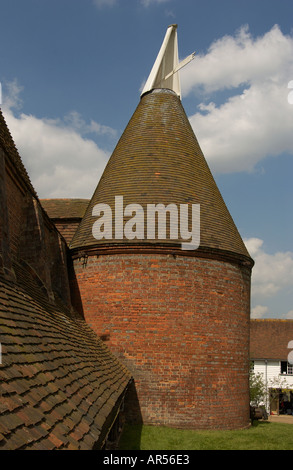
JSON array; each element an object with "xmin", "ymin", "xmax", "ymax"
[
  {"xmin": 72, "ymin": 252, "xmax": 252, "ymax": 430},
  {"xmin": 0, "ymin": 148, "xmax": 13, "ymax": 277},
  {"xmin": 53, "ymin": 219, "xmax": 81, "ymax": 245},
  {"xmin": 1, "ymin": 145, "xmax": 72, "ymax": 308},
  {"xmin": 4, "ymin": 159, "xmax": 27, "ymax": 259}
]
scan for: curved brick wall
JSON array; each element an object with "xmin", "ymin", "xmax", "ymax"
[{"xmin": 71, "ymin": 251, "xmax": 252, "ymax": 430}]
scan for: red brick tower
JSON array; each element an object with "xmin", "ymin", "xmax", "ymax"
[{"xmin": 70, "ymin": 26, "xmax": 254, "ymax": 430}]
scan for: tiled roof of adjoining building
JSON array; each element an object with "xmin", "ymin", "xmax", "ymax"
[
  {"xmin": 41, "ymin": 199, "xmax": 90, "ymax": 220},
  {"xmin": 40, "ymin": 199, "xmax": 90, "ymax": 244},
  {"xmin": 250, "ymin": 319, "xmax": 293, "ymax": 361},
  {"xmin": 40, "ymin": 199, "xmax": 89, "ymax": 246},
  {"xmin": 0, "ymin": 263, "xmax": 131, "ymax": 450}
]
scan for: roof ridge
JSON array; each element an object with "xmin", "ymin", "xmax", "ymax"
[{"xmin": 251, "ymin": 318, "xmax": 293, "ymax": 322}]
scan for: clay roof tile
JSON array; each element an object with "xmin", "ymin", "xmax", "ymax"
[{"xmin": 70, "ymin": 89, "xmax": 251, "ymax": 261}]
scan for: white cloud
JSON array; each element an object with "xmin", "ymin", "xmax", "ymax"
[
  {"xmin": 181, "ymin": 25, "xmax": 293, "ymax": 173},
  {"xmin": 245, "ymin": 237, "xmax": 264, "ymax": 258},
  {"xmin": 245, "ymin": 237, "xmax": 293, "ymax": 319},
  {"xmin": 251, "ymin": 305, "xmax": 293, "ymax": 320},
  {"xmin": 3, "ymin": 79, "xmax": 23, "ymax": 110},
  {"xmin": 182, "ymin": 25, "xmax": 292, "ymax": 95},
  {"xmin": 64, "ymin": 110, "xmax": 116, "ymax": 137},
  {"xmin": 245, "ymin": 237, "xmax": 293, "ymax": 298},
  {"xmin": 251, "ymin": 305, "xmax": 269, "ymax": 319},
  {"xmin": 2, "ymin": 82, "xmax": 113, "ymax": 198},
  {"xmin": 283, "ymin": 310, "xmax": 293, "ymax": 320}
]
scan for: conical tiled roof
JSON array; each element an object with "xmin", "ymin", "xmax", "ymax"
[{"xmin": 70, "ymin": 88, "xmax": 251, "ymax": 261}]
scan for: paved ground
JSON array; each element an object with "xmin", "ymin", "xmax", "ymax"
[{"xmin": 268, "ymin": 415, "xmax": 293, "ymax": 424}]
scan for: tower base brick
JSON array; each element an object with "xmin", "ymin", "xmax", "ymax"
[{"xmin": 71, "ymin": 250, "xmax": 252, "ymax": 430}]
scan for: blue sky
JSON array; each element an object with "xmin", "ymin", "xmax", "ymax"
[{"xmin": 1, "ymin": 0, "xmax": 293, "ymax": 319}]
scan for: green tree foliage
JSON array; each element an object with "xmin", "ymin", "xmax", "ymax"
[{"xmin": 249, "ymin": 367, "xmax": 266, "ymax": 406}]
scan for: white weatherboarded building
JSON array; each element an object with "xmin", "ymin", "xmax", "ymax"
[{"xmin": 250, "ymin": 320, "xmax": 293, "ymax": 414}]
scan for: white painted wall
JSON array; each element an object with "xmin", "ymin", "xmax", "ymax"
[
  {"xmin": 254, "ymin": 360, "xmax": 293, "ymax": 388},
  {"xmin": 253, "ymin": 360, "xmax": 293, "ymax": 413}
]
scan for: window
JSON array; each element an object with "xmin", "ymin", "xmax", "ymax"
[{"xmin": 281, "ymin": 361, "xmax": 293, "ymax": 375}]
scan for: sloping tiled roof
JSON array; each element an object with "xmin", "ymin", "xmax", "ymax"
[
  {"xmin": 70, "ymin": 89, "xmax": 251, "ymax": 261},
  {"xmin": 0, "ymin": 264, "xmax": 131, "ymax": 450},
  {"xmin": 0, "ymin": 108, "xmax": 37, "ymax": 197},
  {"xmin": 250, "ymin": 319, "xmax": 293, "ymax": 361},
  {"xmin": 41, "ymin": 199, "xmax": 90, "ymax": 220}
]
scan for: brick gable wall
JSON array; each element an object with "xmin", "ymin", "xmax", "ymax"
[{"xmin": 0, "ymin": 134, "xmax": 72, "ymax": 306}]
